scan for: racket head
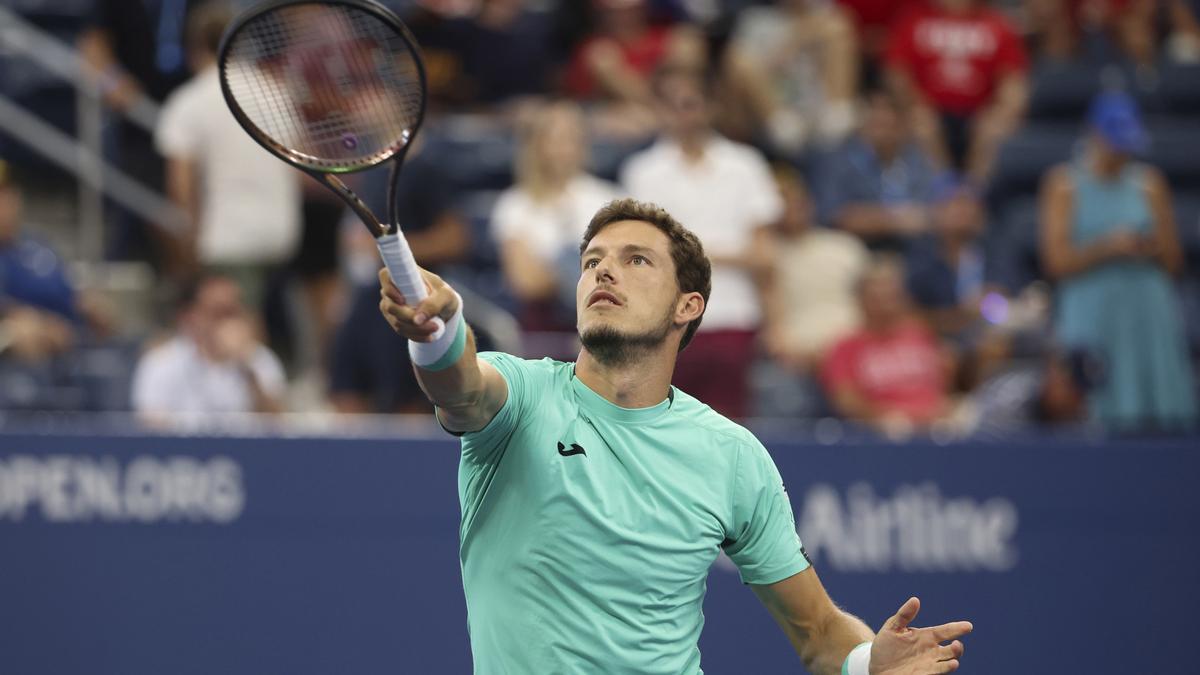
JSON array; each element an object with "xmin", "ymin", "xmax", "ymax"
[{"xmin": 217, "ymin": 0, "xmax": 427, "ymax": 174}]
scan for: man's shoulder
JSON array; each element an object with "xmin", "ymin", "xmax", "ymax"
[
  {"xmin": 709, "ymin": 136, "xmax": 769, "ymax": 168},
  {"xmin": 621, "ymin": 141, "xmax": 674, "ymax": 178},
  {"xmin": 163, "ymin": 69, "xmax": 218, "ymax": 111},
  {"xmin": 478, "ymin": 351, "xmax": 572, "ymax": 382},
  {"xmin": 670, "ymin": 387, "xmax": 761, "ymax": 449},
  {"xmin": 135, "ymin": 335, "xmax": 193, "ymax": 376}
]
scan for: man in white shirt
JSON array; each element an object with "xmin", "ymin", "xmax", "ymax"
[
  {"xmin": 620, "ymin": 66, "xmax": 783, "ymax": 417},
  {"xmin": 132, "ymin": 274, "xmax": 286, "ymax": 427},
  {"xmin": 154, "ymin": 3, "xmax": 300, "ymax": 307}
]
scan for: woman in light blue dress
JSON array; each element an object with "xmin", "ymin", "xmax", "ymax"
[{"xmin": 1038, "ymin": 92, "xmax": 1196, "ymax": 432}]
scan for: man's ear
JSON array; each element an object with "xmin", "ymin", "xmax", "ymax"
[{"xmin": 675, "ymin": 292, "xmax": 704, "ymax": 326}]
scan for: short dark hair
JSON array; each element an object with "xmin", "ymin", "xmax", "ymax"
[{"xmin": 579, "ymin": 198, "xmax": 711, "ymax": 351}]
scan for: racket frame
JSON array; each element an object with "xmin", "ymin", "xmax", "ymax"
[{"xmin": 216, "ymin": 0, "xmax": 428, "ymax": 240}]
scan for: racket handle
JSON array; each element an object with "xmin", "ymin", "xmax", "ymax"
[{"xmin": 377, "ymin": 232, "xmax": 446, "ymax": 339}]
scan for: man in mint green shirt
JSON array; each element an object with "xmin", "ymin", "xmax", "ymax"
[{"xmin": 379, "ymin": 198, "xmax": 972, "ymax": 674}]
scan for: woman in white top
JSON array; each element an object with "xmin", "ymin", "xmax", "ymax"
[{"xmin": 490, "ymin": 101, "xmax": 622, "ymax": 330}]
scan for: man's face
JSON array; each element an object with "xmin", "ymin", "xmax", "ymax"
[
  {"xmin": 862, "ymin": 96, "xmax": 903, "ymax": 156},
  {"xmin": 536, "ymin": 107, "xmax": 586, "ymax": 177},
  {"xmin": 577, "ymin": 220, "xmax": 683, "ymax": 362},
  {"xmin": 657, "ymin": 75, "xmax": 710, "ymax": 139},
  {"xmin": 859, "ymin": 267, "xmax": 909, "ymax": 328},
  {"xmin": 186, "ymin": 278, "xmax": 245, "ymax": 346}
]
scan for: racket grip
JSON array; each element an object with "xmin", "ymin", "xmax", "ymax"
[{"xmin": 377, "ymin": 233, "xmax": 445, "ymax": 339}]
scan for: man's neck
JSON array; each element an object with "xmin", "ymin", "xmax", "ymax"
[
  {"xmin": 674, "ymin": 133, "xmax": 710, "ymax": 163},
  {"xmin": 575, "ymin": 346, "xmax": 677, "ymax": 409}
]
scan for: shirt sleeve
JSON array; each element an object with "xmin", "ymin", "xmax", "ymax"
[
  {"xmin": 130, "ymin": 349, "xmax": 170, "ymax": 414},
  {"xmin": 154, "ymin": 89, "xmax": 200, "ymax": 158},
  {"xmin": 489, "ymin": 189, "xmax": 525, "ymax": 244},
  {"xmin": 723, "ymin": 439, "xmax": 810, "ymax": 585},
  {"xmin": 741, "ymin": 152, "xmax": 785, "ymax": 228},
  {"xmin": 249, "ymin": 347, "xmax": 288, "ymax": 400},
  {"xmin": 458, "ymin": 351, "xmax": 535, "ymax": 464}
]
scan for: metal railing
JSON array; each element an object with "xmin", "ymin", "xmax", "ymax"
[{"xmin": 0, "ymin": 4, "xmax": 188, "ymax": 261}]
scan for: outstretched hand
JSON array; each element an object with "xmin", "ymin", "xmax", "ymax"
[{"xmin": 870, "ymin": 597, "xmax": 972, "ymax": 674}]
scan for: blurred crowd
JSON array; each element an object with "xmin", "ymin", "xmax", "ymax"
[{"xmin": 1, "ymin": 0, "xmax": 1199, "ymax": 438}]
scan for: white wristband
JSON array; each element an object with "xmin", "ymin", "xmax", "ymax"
[
  {"xmin": 842, "ymin": 642, "xmax": 872, "ymax": 675},
  {"xmin": 408, "ymin": 291, "xmax": 466, "ymax": 371}
]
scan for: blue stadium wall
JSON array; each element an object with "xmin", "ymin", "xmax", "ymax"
[{"xmin": 1, "ymin": 432, "xmax": 1196, "ymax": 674}]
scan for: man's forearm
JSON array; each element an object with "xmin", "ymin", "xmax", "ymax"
[{"xmin": 801, "ymin": 609, "xmax": 875, "ymax": 675}]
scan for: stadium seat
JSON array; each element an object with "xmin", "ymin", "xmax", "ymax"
[
  {"xmin": 1027, "ymin": 62, "xmax": 1104, "ymax": 122},
  {"xmin": 1146, "ymin": 119, "xmax": 1200, "ymax": 191},
  {"xmin": 1156, "ymin": 63, "xmax": 1200, "ymax": 116},
  {"xmin": 987, "ymin": 123, "xmax": 1078, "ymax": 210}
]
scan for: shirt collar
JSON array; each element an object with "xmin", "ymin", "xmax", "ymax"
[{"xmin": 570, "ymin": 367, "xmax": 674, "ymax": 424}]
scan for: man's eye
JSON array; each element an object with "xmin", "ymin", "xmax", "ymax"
[
  {"xmin": 584, "ymin": 259, "xmax": 599, "ymax": 269},
  {"xmin": 631, "ymin": 255, "xmax": 647, "ymax": 265}
]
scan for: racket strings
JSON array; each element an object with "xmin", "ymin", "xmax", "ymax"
[{"xmin": 222, "ymin": 3, "xmax": 422, "ymax": 170}]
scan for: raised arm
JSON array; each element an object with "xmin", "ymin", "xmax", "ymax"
[
  {"xmin": 378, "ymin": 267, "xmax": 508, "ymax": 433},
  {"xmin": 754, "ymin": 569, "xmax": 972, "ymax": 675}
]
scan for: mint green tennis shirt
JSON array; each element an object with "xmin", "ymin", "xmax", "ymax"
[{"xmin": 455, "ymin": 353, "xmax": 809, "ymax": 674}]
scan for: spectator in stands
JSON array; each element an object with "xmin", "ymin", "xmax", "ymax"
[
  {"xmin": 756, "ymin": 165, "xmax": 868, "ymax": 418},
  {"xmin": 1038, "ymin": 91, "xmax": 1196, "ymax": 431},
  {"xmin": 905, "ymin": 176, "xmax": 988, "ymax": 339},
  {"xmin": 155, "ymin": 2, "xmax": 301, "ymax": 305},
  {"xmin": 132, "ymin": 274, "xmax": 286, "ymax": 426},
  {"xmin": 823, "ymin": 89, "xmax": 938, "ymax": 248},
  {"xmin": 884, "ymin": 0, "xmax": 1029, "ymax": 182},
  {"xmin": 0, "ymin": 162, "xmax": 77, "ymax": 370},
  {"xmin": 492, "ymin": 101, "xmax": 621, "ymax": 332},
  {"xmin": 621, "ymin": 66, "xmax": 783, "ymax": 418},
  {"xmin": 1167, "ymin": 0, "xmax": 1200, "ymax": 62},
  {"xmin": 967, "ymin": 346, "xmax": 1098, "ymax": 433},
  {"xmin": 413, "ymin": 0, "xmax": 557, "ymax": 108},
  {"xmin": 565, "ymin": 0, "xmax": 705, "ymax": 136},
  {"xmin": 906, "ymin": 176, "xmax": 1015, "ymax": 390},
  {"xmin": 835, "ymin": 0, "xmax": 920, "ymax": 83},
  {"xmin": 328, "ymin": 144, "xmax": 470, "ymax": 414},
  {"xmin": 728, "ymin": 0, "xmax": 860, "ymax": 154},
  {"xmin": 1027, "ymin": 0, "xmax": 1200, "ymax": 65},
  {"xmin": 821, "ymin": 257, "xmax": 953, "ymax": 438}
]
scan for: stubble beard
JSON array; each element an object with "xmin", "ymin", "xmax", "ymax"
[{"xmin": 579, "ymin": 312, "xmax": 673, "ymax": 368}]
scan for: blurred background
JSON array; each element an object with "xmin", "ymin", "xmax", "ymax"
[{"xmin": 0, "ymin": 0, "xmax": 1197, "ymax": 673}]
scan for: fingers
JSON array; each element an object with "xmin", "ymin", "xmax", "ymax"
[
  {"xmin": 936, "ymin": 640, "xmax": 964, "ymax": 661},
  {"xmin": 377, "ymin": 267, "xmax": 455, "ymax": 341},
  {"xmin": 930, "ymin": 621, "xmax": 974, "ymax": 642},
  {"xmin": 885, "ymin": 597, "xmax": 921, "ymax": 632},
  {"xmin": 935, "ymin": 652, "xmax": 960, "ymax": 672}
]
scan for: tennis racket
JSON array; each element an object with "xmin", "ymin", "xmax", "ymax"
[{"xmin": 217, "ymin": 0, "xmax": 442, "ymax": 334}]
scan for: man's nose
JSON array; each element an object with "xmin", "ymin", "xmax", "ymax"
[{"xmin": 594, "ymin": 259, "xmax": 616, "ymax": 283}]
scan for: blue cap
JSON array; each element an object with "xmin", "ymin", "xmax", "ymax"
[{"xmin": 1088, "ymin": 91, "xmax": 1149, "ymax": 154}]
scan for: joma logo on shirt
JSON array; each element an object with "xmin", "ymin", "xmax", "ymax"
[{"xmin": 556, "ymin": 442, "xmax": 586, "ymax": 457}]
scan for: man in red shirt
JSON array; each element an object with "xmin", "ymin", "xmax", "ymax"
[
  {"xmin": 821, "ymin": 257, "xmax": 951, "ymax": 438},
  {"xmin": 884, "ymin": 0, "xmax": 1029, "ymax": 181}
]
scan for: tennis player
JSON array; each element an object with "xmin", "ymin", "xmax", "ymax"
[{"xmin": 379, "ymin": 198, "xmax": 971, "ymax": 674}]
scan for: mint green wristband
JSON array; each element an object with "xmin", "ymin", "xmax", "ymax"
[{"xmin": 420, "ymin": 316, "xmax": 467, "ymax": 372}]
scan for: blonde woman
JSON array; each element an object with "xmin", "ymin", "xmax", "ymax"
[{"xmin": 491, "ymin": 101, "xmax": 622, "ymax": 330}]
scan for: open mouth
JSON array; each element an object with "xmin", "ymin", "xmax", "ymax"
[{"xmin": 588, "ymin": 290, "xmax": 622, "ymax": 307}]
